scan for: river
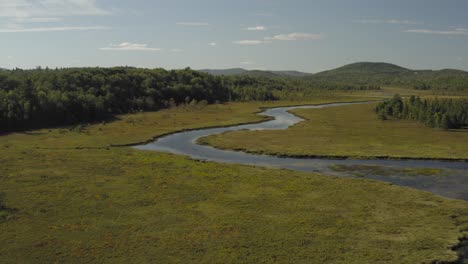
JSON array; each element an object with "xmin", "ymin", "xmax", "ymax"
[{"xmin": 134, "ymin": 102, "xmax": 468, "ymax": 200}]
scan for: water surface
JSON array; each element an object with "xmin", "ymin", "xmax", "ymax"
[{"xmin": 135, "ymin": 102, "xmax": 468, "ymax": 200}]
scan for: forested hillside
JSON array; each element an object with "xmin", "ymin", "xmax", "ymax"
[
  {"xmin": 309, "ymin": 62, "xmax": 468, "ymax": 91},
  {"xmin": 199, "ymin": 68, "xmax": 312, "ymax": 77},
  {"xmin": 202, "ymin": 62, "xmax": 468, "ymax": 91},
  {"xmin": 2, "ymin": 62, "xmax": 467, "ymax": 131},
  {"xmin": 0, "ymin": 66, "xmax": 384, "ymax": 131},
  {"xmin": 0, "ymin": 67, "xmax": 277, "ymax": 130}
]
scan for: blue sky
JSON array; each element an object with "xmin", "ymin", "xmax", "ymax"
[{"xmin": 1, "ymin": 0, "xmax": 468, "ymax": 72}]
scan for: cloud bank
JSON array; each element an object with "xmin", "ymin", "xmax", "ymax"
[
  {"xmin": 100, "ymin": 42, "xmax": 161, "ymax": 51},
  {"xmin": 405, "ymin": 28, "xmax": 468, "ymax": 36},
  {"xmin": 0, "ymin": 0, "xmax": 110, "ymax": 34},
  {"xmin": 357, "ymin": 19, "xmax": 423, "ymax": 25},
  {"xmin": 177, "ymin": 22, "xmax": 210, "ymax": 26},
  {"xmin": 246, "ymin": 26, "xmax": 267, "ymax": 31},
  {"xmin": 266, "ymin": 32, "xmax": 323, "ymax": 41},
  {"xmin": 234, "ymin": 32, "xmax": 323, "ymax": 45},
  {"xmin": 0, "ymin": 26, "xmax": 109, "ymax": 33}
]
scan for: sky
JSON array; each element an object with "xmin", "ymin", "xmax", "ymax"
[{"xmin": 1, "ymin": 0, "xmax": 468, "ymax": 72}]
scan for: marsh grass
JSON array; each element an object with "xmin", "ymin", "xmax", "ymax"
[
  {"xmin": 0, "ymin": 193, "xmax": 17, "ymax": 223},
  {"xmin": 1, "ymin": 93, "xmax": 467, "ymax": 263},
  {"xmin": 200, "ymin": 103, "xmax": 468, "ymax": 160},
  {"xmin": 328, "ymin": 165, "xmax": 443, "ymax": 177}
]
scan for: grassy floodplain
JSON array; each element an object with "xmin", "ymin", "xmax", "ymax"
[
  {"xmin": 199, "ymin": 103, "xmax": 468, "ymax": 160},
  {"xmin": 1, "ymin": 94, "xmax": 468, "ymax": 263}
]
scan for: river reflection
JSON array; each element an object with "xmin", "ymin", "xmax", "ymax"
[{"xmin": 134, "ymin": 102, "xmax": 468, "ymax": 200}]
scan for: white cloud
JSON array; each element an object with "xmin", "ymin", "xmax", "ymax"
[
  {"xmin": 171, "ymin": 48, "xmax": 183, "ymax": 52},
  {"xmin": 387, "ymin": 19, "xmax": 422, "ymax": 25},
  {"xmin": 100, "ymin": 42, "xmax": 161, "ymax": 51},
  {"xmin": 177, "ymin": 22, "xmax": 210, "ymax": 26},
  {"xmin": 457, "ymin": 57, "xmax": 463, "ymax": 61},
  {"xmin": 246, "ymin": 26, "xmax": 267, "ymax": 31},
  {"xmin": 233, "ymin": 40, "xmax": 266, "ymax": 45},
  {"xmin": 357, "ymin": 19, "xmax": 423, "ymax": 25},
  {"xmin": 234, "ymin": 33, "xmax": 322, "ymax": 45},
  {"xmin": 265, "ymin": 32, "xmax": 323, "ymax": 41},
  {"xmin": 240, "ymin": 61, "xmax": 254, "ymax": 65},
  {"xmin": 404, "ymin": 28, "xmax": 468, "ymax": 36},
  {"xmin": 255, "ymin": 13, "xmax": 273, "ymax": 17},
  {"xmin": 208, "ymin": 42, "xmax": 217, "ymax": 46},
  {"xmin": 0, "ymin": 1, "xmax": 110, "ymax": 34},
  {"xmin": 7, "ymin": 55, "xmax": 13, "ymax": 59},
  {"xmin": 0, "ymin": 0, "xmax": 110, "ymax": 18},
  {"xmin": 12, "ymin": 17, "xmax": 62, "ymax": 23},
  {"xmin": 0, "ymin": 26, "xmax": 109, "ymax": 33}
]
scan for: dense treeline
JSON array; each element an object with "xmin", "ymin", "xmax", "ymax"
[
  {"xmin": 0, "ymin": 67, "xmax": 280, "ymax": 131},
  {"xmin": 0, "ymin": 67, "xmax": 384, "ymax": 131},
  {"xmin": 413, "ymin": 84, "xmax": 432, "ymax": 90},
  {"xmin": 376, "ymin": 95, "xmax": 468, "ymax": 129},
  {"xmin": 223, "ymin": 75, "xmax": 277, "ymax": 101},
  {"xmin": 228, "ymin": 76, "xmax": 381, "ymax": 100},
  {"xmin": 0, "ymin": 67, "xmax": 231, "ymax": 130}
]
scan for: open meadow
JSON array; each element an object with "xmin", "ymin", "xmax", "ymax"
[
  {"xmin": 2, "ymin": 95, "xmax": 468, "ymax": 263},
  {"xmin": 199, "ymin": 102, "xmax": 468, "ymax": 160}
]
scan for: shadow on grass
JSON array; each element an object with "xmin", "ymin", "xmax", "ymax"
[
  {"xmin": 0, "ymin": 115, "xmax": 122, "ymax": 136},
  {"xmin": 328, "ymin": 164, "xmax": 442, "ymax": 177},
  {"xmin": 0, "ymin": 194, "xmax": 18, "ymax": 222},
  {"xmin": 449, "ymin": 128, "xmax": 468, "ymax": 133}
]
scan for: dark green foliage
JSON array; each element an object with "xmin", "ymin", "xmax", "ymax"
[
  {"xmin": 1, "ymin": 66, "xmax": 381, "ymax": 130},
  {"xmin": 203, "ymin": 63, "xmax": 468, "ymax": 92},
  {"xmin": 414, "ymin": 83, "xmax": 432, "ymax": 90},
  {"xmin": 376, "ymin": 95, "xmax": 468, "ymax": 129},
  {"xmin": 0, "ymin": 67, "xmax": 281, "ymax": 130},
  {"xmin": 224, "ymin": 75, "xmax": 380, "ymax": 101},
  {"xmin": 222, "ymin": 75, "xmax": 277, "ymax": 101}
]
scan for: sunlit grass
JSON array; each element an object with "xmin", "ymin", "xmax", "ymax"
[
  {"xmin": 328, "ymin": 165, "xmax": 443, "ymax": 177},
  {"xmin": 200, "ymin": 103, "xmax": 468, "ymax": 160},
  {"xmin": 1, "ymin": 92, "xmax": 467, "ymax": 263}
]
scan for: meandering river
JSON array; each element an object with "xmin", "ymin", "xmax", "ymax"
[{"xmin": 134, "ymin": 102, "xmax": 468, "ymax": 200}]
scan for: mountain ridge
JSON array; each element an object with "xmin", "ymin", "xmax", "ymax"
[
  {"xmin": 200, "ymin": 62, "xmax": 468, "ymax": 89},
  {"xmin": 199, "ymin": 68, "xmax": 312, "ymax": 77},
  {"xmin": 200, "ymin": 62, "xmax": 468, "ymax": 77}
]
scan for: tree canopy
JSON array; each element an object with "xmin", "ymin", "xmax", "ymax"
[{"xmin": 376, "ymin": 95, "xmax": 468, "ymax": 129}]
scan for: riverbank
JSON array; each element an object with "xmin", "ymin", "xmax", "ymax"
[
  {"xmin": 1, "ymin": 97, "xmax": 467, "ymax": 263},
  {"xmin": 200, "ymin": 103, "xmax": 468, "ymax": 161}
]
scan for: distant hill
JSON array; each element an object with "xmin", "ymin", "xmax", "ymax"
[
  {"xmin": 271, "ymin": 70, "xmax": 312, "ymax": 77},
  {"xmin": 315, "ymin": 62, "xmax": 410, "ymax": 76},
  {"xmin": 200, "ymin": 63, "xmax": 468, "ymax": 90},
  {"xmin": 199, "ymin": 68, "xmax": 312, "ymax": 78},
  {"xmin": 200, "ymin": 68, "xmax": 248, "ymax": 76},
  {"xmin": 309, "ymin": 62, "xmax": 468, "ymax": 89}
]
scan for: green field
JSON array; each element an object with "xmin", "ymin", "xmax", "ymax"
[
  {"xmin": 200, "ymin": 103, "xmax": 468, "ymax": 160},
  {"xmin": 1, "ymin": 96, "xmax": 468, "ymax": 263}
]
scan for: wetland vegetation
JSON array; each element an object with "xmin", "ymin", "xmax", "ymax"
[
  {"xmin": 376, "ymin": 94, "xmax": 468, "ymax": 129},
  {"xmin": 1, "ymin": 99, "xmax": 468, "ymax": 263},
  {"xmin": 2, "ymin": 62, "xmax": 468, "ymax": 263},
  {"xmin": 199, "ymin": 102, "xmax": 468, "ymax": 160}
]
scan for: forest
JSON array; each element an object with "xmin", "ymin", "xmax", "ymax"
[
  {"xmin": 308, "ymin": 62, "xmax": 468, "ymax": 91},
  {"xmin": 375, "ymin": 94, "xmax": 468, "ymax": 129},
  {"xmin": 0, "ymin": 67, "xmax": 380, "ymax": 131}
]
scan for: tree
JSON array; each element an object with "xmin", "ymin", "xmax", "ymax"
[
  {"xmin": 376, "ymin": 95, "xmax": 467, "ymax": 130},
  {"xmin": 440, "ymin": 114, "xmax": 450, "ymax": 130}
]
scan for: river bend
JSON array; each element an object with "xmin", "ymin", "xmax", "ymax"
[{"xmin": 134, "ymin": 102, "xmax": 468, "ymax": 200}]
